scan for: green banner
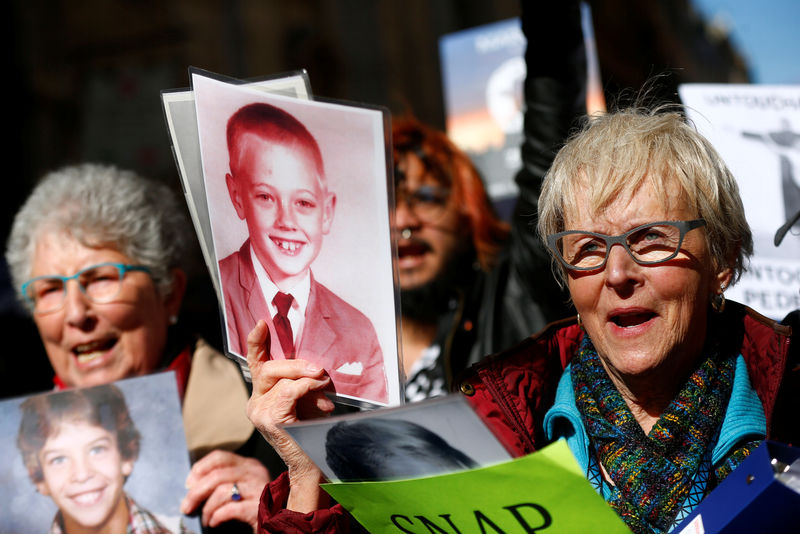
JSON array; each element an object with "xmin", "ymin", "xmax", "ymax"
[{"xmin": 322, "ymin": 440, "xmax": 629, "ymax": 533}]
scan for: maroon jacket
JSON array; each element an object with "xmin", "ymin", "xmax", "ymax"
[
  {"xmin": 256, "ymin": 301, "xmax": 798, "ymax": 533},
  {"xmin": 220, "ymin": 239, "xmax": 388, "ymax": 404},
  {"xmin": 460, "ymin": 301, "xmax": 798, "ymax": 458}
]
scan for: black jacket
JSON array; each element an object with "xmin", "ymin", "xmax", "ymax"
[{"xmin": 439, "ymin": 0, "xmax": 586, "ymax": 388}]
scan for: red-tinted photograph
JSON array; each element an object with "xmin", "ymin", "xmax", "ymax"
[{"xmin": 193, "ymin": 73, "xmax": 399, "ymax": 406}]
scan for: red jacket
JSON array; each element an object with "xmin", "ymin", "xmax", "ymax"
[{"xmin": 257, "ymin": 302, "xmax": 798, "ymax": 533}]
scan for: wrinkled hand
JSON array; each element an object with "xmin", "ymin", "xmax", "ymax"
[
  {"xmin": 245, "ymin": 320, "xmax": 334, "ymax": 512},
  {"xmin": 181, "ymin": 450, "xmax": 268, "ymax": 532}
]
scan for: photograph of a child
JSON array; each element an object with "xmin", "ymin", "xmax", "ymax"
[
  {"xmin": 160, "ymin": 71, "xmax": 312, "ymax": 300},
  {"xmin": 0, "ymin": 373, "xmax": 197, "ymax": 534},
  {"xmin": 193, "ymin": 73, "xmax": 399, "ymax": 406},
  {"xmin": 284, "ymin": 395, "xmax": 512, "ymax": 482},
  {"xmin": 325, "ymin": 419, "xmax": 479, "ymax": 482}
]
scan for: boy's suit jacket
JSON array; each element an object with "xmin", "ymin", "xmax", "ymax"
[{"xmin": 219, "ymin": 240, "xmax": 388, "ymax": 403}]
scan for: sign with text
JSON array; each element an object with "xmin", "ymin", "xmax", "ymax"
[
  {"xmin": 439, "ymin": 18, "xmax": 526, "ymax": 202},
  {"xmin": 679, "ymin": 84, "xmax": 800, "ymax": 320},
  {"xmin": 439, "ymin": 5, "xmax": 605, "ymax": 210},
  {"xmin": 322, "ymin": 440, "xmax": 628, "ymax": 533}
]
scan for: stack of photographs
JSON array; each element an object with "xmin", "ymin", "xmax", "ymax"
[{"xmin": 161, "ymin": 69, "xmax": 402, "ymax": 408}]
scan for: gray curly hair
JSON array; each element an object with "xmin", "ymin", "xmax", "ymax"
[{"xmin": 6, "ymin": 163, "xmax": 192, "ymax": 312}]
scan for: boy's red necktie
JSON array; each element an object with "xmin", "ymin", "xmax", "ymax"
[{"xmin": 272, "ymin": 292, "xmax": 295, "ymax": 358}]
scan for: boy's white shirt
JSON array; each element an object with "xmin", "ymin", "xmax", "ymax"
[{"xmin": 250, "ymin": 242, "xmax": 311, "ymax": 346}]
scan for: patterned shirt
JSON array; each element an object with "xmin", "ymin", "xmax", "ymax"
[{"xmin": 404, "ymin": 344, "xmax": 447, "ymax": 402}]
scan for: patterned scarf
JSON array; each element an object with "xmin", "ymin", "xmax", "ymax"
[{"xmin": 571, "ymin": 335, "xmax": 760, "ymax": 533}]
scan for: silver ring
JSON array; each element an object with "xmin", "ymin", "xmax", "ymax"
[{"xmin": 231, "ymin": 482, "xmax": 242, "ymax": 502}]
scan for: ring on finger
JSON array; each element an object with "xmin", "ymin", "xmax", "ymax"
[{"xmin": 231, "ymin": 483, "xmax": 242, "ymax": 502}]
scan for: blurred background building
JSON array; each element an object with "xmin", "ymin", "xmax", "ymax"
[{"xmin": 4, "ymin": 0, "xmax": 798, "ymax": 396}]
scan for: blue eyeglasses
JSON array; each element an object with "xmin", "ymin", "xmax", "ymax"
[
  {"xmin": 22, "ymin": 262, "xmax": 152, "ymax": 314},
  {"xmin": 547, "ymin": 219, "xmax": 707, "ymax": 271}
]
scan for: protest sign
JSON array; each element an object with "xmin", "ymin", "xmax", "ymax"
[
  {"xmin": 679, "ymin": 84, "xmax": 800, "ymax": 320},
  {"xmin": 284, "ymin": 395, "xmax": 511, "ymax": 483},
  {"xmin": 322, "ymin": 440, "xmax": 629, "ymax": 534},
  {"xmin": 438, "ymin": 5, "xmax": 604, "ymax": 215},
  {"xmin": 439, "ymin": 17, "xmax": 527, "ymax": 203},
  {"xmin": 191, "ymin": 70, "xmax": 400, "ymax": 407}
]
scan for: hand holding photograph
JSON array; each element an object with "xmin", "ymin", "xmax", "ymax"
[
  {"xmin": 192, "ymin": 70, "xmax": 400, "ymax": 407},
  {"xmin": 282, "ymin": 395, "xmax": 630, "ymax": 533}
]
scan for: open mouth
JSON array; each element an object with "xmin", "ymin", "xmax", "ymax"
[
  {"xmin": 73, "ymin": 338, "xmax": 117, "ymax": 365},
  {"xmin": 71, "ymin": 489, "xmax": 104, "ymax": 506},
  {"xmin": 397, "ymin": 240, "xmax": 431, "ymax": 259},
  {"xmin": 271, "ymin": 236, "xmax": 305, "ymax": 255},
  {"xmin": 610, "ymin": 311, "xmax": 657, "ymax": 328}
]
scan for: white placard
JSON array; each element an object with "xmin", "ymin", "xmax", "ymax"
[{"xmin": 679, "ymin": 84, "xmax": 800, "ymax": 320}]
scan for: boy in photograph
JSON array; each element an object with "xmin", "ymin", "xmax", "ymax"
[
  {"xmin": 219, "ymin": 102, "xmax": 388, "ymax": 403},
  {"xmin": 16, "ymin": 385, "xmax": 188, "ymax": 534},
  {"xmin": 325, "ymin": 419, "xmax": 478, "ymax": 481}
]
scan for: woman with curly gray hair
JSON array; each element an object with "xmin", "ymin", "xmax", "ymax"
[
  {"xmin": 7, "ymin": 164, "xmax": 190, "ymax": 386},
  {"xmin": 7, "ymin": 163, "xmax": 270, "ymax": 533}
]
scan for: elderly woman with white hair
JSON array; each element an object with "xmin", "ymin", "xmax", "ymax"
[
  {"xmin": 244, "ymin": 107, "xmax": 799, "ymax": 533},
  {"xmin": 7, "ymin": 163, "xmax": 271, "ymax": 533},
  {"xmin": 459, "ymin": 107, "xmax": 800, "ymax": 532}
]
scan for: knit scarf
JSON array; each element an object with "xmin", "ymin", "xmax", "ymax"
[{"xmin": 571, "ymin": 335, "xmax": 760, "ymax": 533}]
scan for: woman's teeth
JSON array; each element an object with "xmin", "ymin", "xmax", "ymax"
[{"xmin": 74, "ymin": 340, "xmax": 114, "ymax": 363}]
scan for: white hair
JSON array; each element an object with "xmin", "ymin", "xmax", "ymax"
[{"xmin": 6, "ymin": 163, "xmax": 192, "ymax": 312}]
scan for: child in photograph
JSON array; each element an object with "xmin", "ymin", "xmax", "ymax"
[
  {"xmin": 219, "ymin": 102, "xmax": 388, "ymax": 403},
  {"xmin": 17, "ymin": 385, "xmax": 189, "ymax": 534},
  {"xmin": 325, "ymin": 419, "xmax": 478, "ymax": 481}
]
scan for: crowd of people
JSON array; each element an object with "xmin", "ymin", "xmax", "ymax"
[{"xmin": 4, "ymin": 0, "xmax": 798, "ymax": 533}]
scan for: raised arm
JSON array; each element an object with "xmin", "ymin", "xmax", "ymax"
[
  {"xmin": 471, "ymin": 0, "xmax": 586, "ymax": 362},
  {"xmin": 246, "ymin": 320, "xmax": 334, "ymax": 511},
  {"xmin": 247, "ymin": 321, "xmax": 360, "ymax": 532}
]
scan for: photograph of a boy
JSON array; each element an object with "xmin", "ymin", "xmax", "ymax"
[
  {"xmin": 325, "ymin": 419, "xmax": 478, "ymax": 482},
  {"xmin": 219, "ymin": 102, "xmax": 388, "ymax": 404},
  {"xmin": 283, "ymin": 395, "xmax": 511, "ymax": 482},
  {"xmin": 16, "ymin": 384, "xmax": 190, "ymax": 534}
]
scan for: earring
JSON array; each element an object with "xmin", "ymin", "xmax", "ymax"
[
  {"xmin": 711, "ymin": 292, "xmax": 726, "ymax": 313},
  {"xmin": 401, "ymin": 228, "xmax": 412, "ymax": 239},
  {"xmin": 576, "ymin": 313, "xmax": 582, "ymax": 328},
  {"xmin": 169, "ymin": 315, "xmax": 178, "ymax": 325}
]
